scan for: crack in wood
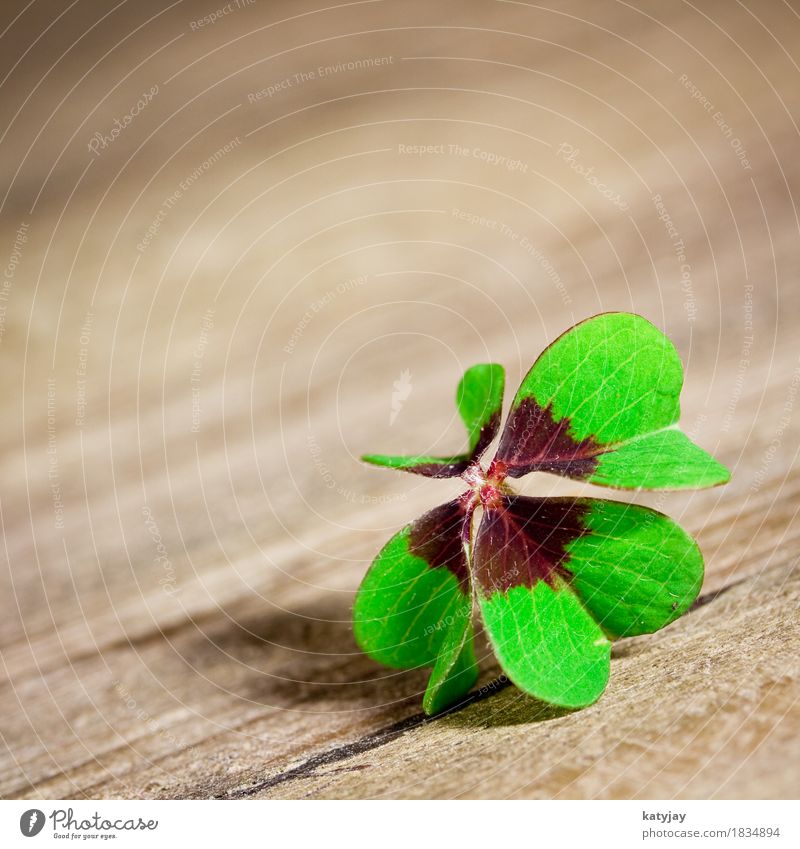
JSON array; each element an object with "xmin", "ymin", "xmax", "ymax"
[{"xmin": 221, "ymin": 677, "xmax": 512, "ymax": 798}]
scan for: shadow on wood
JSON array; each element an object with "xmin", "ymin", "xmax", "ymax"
[{"xmin": 178, "ymin": 599, "xmax": 432, "ymax": 712}]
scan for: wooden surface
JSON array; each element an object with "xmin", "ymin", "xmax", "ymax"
[{"xmin": 1, "ymin": 0, "xmax": 799, "ymax": 799}]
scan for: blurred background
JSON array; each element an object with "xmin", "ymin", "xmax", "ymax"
[{"xmin": 1, "ymin": 0, "xmax": 799, "ymax": 799}]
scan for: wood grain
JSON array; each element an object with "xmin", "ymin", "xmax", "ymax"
[{"xmin": 1, "ymin": 0, "xmax": 798, "ymax": 799}]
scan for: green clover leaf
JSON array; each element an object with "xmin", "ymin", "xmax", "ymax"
[
  {"xmin": 353, "ymin": 313, "xmax": 730, "ymax": 714},
  {"xmin": 494, "ymin": 312, "xmax": 730, "ymax": 489}
]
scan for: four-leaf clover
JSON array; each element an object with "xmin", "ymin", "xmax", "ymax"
[{"xmin": 353, "ymin": 313, "xmax": 730, "ymax": 715}]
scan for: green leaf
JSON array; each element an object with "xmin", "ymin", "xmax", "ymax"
[
  {"xmin": 495, "ymin": 312, "xmax": 730, "ymax": 489},
  {"xmin": 518, "ymin": 312, "xmax": 681, "ymax": 444},
  {"xmin": 361, "ymin": 453, "xmax": 471, "ymax": 478},
  {"xmin": 422, "ymin": 608, "xmax": 478, "ymax": 715},
  {"xmin": 565, "ymin": 498, "xmax": 704, "ymax": 638},
  {"xmin": 456, "ymin": 364, "xmax": 505, "ymax": 457},
  {"xmin": 479, "ymin": 579, "xmax": 610, "ymax": 708},
  {"xmin": 472, "ymin": 493, "xmax": 704, "ymax": 706},
  {"xmin": 590, "ymin": 428, "xmax": 730, "ymax": 489},
  {"xmin": 353, "ymin": 499, "xmax": 471, "ymax": 668}
]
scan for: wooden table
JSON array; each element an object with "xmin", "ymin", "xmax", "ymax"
[{"xmin": 1, "ymin": 0, "xmax": 798, "ymax": 799}]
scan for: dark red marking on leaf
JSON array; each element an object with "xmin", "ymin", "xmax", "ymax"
[
  {"xmin": 495, "ymin": 398, "xmax": 601, "ymax": 479},
  {"xmin": 403, "ymin": 458, "xmax": 473, "ymax": 478},
  {"xmin": 473, "ymin": 496, "xmax": 590, "ymax": 596},
  {"xmin": 408, "ymin": 498, "xmax": 472, "ymax": 588},
  {"xmin": 471, "ymin": 409, "xmax": 502, "ymax": 461}
]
